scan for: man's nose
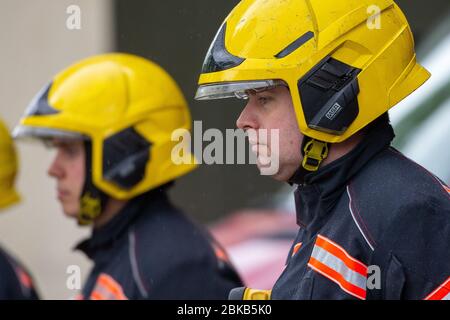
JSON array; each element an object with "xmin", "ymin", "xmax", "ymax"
[
  {"xmin": 236, "ymin": 101, "xmax": 259, "ymax": 131},
  {"xmin": 47, "ymin": 152, "xmax": 64, "ymax": 179}
]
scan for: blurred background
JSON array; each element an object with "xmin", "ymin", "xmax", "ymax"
[{"xmin": 0, "ymin": 0, "xmax": 449, "ymax": 299}]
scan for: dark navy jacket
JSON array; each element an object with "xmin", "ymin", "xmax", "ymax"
[
  {"xmin": 76, "ymin": 188, "xmax": 242, "ymax": 300},
  {"xmin": 272, "ymin": 118, "xmax": 450, "ymax": 300},
  {"xmin": 0, "ymin": 247, "xmax": 39, "ymax": 300}
]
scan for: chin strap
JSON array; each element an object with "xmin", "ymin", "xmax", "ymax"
[
  {"xmin": 78, "ymin": 140, "xmax": 108, "ymax": 226},
  {"xmin": 302, "ymin": 138, "xmax": 329, "ymax": 172},
  {"xmin": 288, "ymin": 137, "xmax": 329, "ymax": 185},
  {"xmin": 79, "ymin": 192, "xmax": 103, "ymax": 226}
]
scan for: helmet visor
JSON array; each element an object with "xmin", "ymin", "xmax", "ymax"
[
  {"xmin": 12, "ymin": 126, "xmax": 86, "ymax": 143},
  {"xmin": 195, "ymin": 80, "xmax": 287, "ymax": 101}
]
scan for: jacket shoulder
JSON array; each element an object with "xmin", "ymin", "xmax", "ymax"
[
  {"xmin": 347, "ymin": 148, "xmax": 450, "ymax": 299},
  {"xmin": 0, "ymin": 247, "xmax": 39, "ymax": 299},
  {"xmin": 348, "ymin": 147, "xmax": 450, "ymax": 242},
  {"xmin": 128, "ymin": 203, "xmax": 241, "ymax": 299}
]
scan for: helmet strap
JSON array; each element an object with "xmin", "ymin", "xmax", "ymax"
[
  {"xmin": 288, "ymin": 136, "xmax": 329, "ymax": 185},
  {"xmin": 301, "ymin": 138, "xmax": 329, "ymax": 172},
  {"xmin": 78, "ymin": 140, "xmax": 108, "ymax": 226}
]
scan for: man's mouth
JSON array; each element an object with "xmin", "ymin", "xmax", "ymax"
[
  {"xmin": 251, "ymin": 144, "xmax": 272, "ymax": 167},
  {"xmin": 57, "ymin": 189, "xmax": 69, "ymax": 200}
]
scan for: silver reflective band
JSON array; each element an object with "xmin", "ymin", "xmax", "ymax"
[
  {"xmin": 195, "ymin": 80, "xmax": 286, "ymax": 101},
  {"xmin": 311, "ymin": 245, "xmax": 367, "ymax": 291},
  {"xmin": 12, "ymin": 126, "xmax": 85, "ymax": 141}
]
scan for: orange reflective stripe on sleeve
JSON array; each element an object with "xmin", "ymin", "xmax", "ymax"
[
  {"xmin": 315, "ymin": 235, "xmax": 368, "ymax": 276},
  {"xmin": 213, "ymin": 245, "xmax": 229, "ymax": 263},
  {"xmin": 291, "ymin": 242, "xmax": 302, "ymax": 257},
  {"xmin": 424, "ymin": 277, "xmax": 450, "ymax": 300},
  {"xmin": 15, "ymin": 267, "xmax": 32, "ymax": 289},
  {"xmin": 89, "ymin": 273, "xmax": 128, "ymax": 300},
  {"xmin": 90, "ymin": 291, "xmax": 106, "ymax": 300},
  {"xmin": 308, "ymin": 235, "xmax": 368, "ymax": 300}
]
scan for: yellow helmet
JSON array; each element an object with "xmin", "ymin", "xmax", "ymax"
[
  {"xmin": 0, "ymin": 118, "xmax": 20, "ymax": 210},
  {"xmin": 195, "ymin": 0, "xmax": 430, "ymax": 144},
  {"xmin": 14, "ymin": 53, "xmax": 197, "ymax": 224}
]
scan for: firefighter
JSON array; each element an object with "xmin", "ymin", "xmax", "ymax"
[
  {"xmin": 14, "ymin": 53, "xmax": 242, "ymax": 299},
  {"xmin": 195, "ymin": 0, "xmax": 450, "ymax": 300},
  {"xmin": 0, "ymin": 117, "xmax": 39, "ymax": 300}
]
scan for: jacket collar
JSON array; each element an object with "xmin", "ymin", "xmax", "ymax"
[
  {"xmin": 292, "ymin": 116, "xmax": 395, "ymax": 230},
  {"xmin": 75, "ymin": 187, "xmax": 170, "ymax": 259}
]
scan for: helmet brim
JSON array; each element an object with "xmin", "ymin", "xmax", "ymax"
[
  {"xmin": 12, "ymin": 125, "xmax": 86, "ymax": 142},
  {"xmin": 195, "ymin": 80, "xmax": 287, "ymax": 100}
]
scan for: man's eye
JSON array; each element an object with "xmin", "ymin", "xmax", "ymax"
[
  {"xmin": 258, "ymin": 96, "xmax": 271, "ymax": 104},
  {"xmin": 63, "ymin": 146, "xmax": 79, "ymax": 157}
]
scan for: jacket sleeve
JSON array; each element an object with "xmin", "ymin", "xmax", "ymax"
[
  {"xmin": 132, "ymin": 223, "xmax": 242, "ymax": 300},
  {"xmin": 145, "ymin": 251, "xmax": 241, "ymax": 299},
  {"xmin": 0, "ymin": 250, "xmax": 40, "ymax": 300},
  {"xmin": 367, "ymin": 199, "xmax": 450, "ymax": 300}
]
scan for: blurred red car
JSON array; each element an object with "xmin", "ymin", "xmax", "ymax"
[{"xmin": 209, "ymin": 209, "xmax": 297, "ymax": 290}]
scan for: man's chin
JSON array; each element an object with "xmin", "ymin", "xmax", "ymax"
[
  {"xmin": 259, "ymin": 161, "xmax": 298, "ymax": 182},
  {"xmin": 61, "ymin": 204, "xmax": 80, "ymax": 219},
  {"xmin": 256, "ymin": 164, "xmax": 286, "ymax": 181},
  {"xmin": 270, "ymin": 174, "xmax": 288, "ymax": 182},
  {"xmin": 267, "ymin": 171, "xmax": 288, "ymax": 182}
]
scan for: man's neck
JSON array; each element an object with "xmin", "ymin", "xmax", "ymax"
[
  {"xmin": 93, "ymin": 198, "xmax": 128, "ymax": 229},
  {"xmin": 320, "ymin": 131, "xmax": 365, "ymax": 167}
]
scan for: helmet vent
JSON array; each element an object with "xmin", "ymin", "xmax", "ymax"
[
  {"xmin": 275, "ymin": 31, "xmax": 314, "ymax": 59},
  {"xmin": 103, "ymin": 128, "xmax": 151, "ymax": 189}
]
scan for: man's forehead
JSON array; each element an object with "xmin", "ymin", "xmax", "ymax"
[
  {"xmin": 47, "ymin": 137, "xmax": 83, "ymax": 147},
  {"xmin": 246, "ymin": 84, "xmax": 289, "ymax": 96}
]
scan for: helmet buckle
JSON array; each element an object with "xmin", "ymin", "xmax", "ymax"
[{"xmin": 302, "ymin": 139, "xmax": 329, "ymax": 172}]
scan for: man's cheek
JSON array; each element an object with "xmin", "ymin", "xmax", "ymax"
[
  {"xmin": 75, "ymin": 174, "xmax": 85, "ymax": 195},
  {"xmin": 260, "ymin": 129, "xmax": 280, "ymax": 176}
]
